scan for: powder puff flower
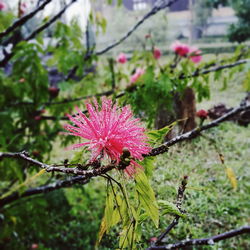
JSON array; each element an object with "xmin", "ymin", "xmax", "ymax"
[
  {"xmin": 64, "ymin": 97, "xmax": 151, "ymax": 176},
  {"xmin": 153, "ymin": 48, "xmax": 161, "ymax": 60},
  {"xmin": 117, "ymin": 53, "xmax": 127, "ymax": 64},
  {"xmin": 0, "ymin": 1, "xmax": 7, "ymax": 11},
  {"xmin": 130, "ymin": 68, "xmax": 145, "ymax": 83},
  {"xmin": 189, "ymin": 47, "xmax": 202, "ymax": 63},
  {"xmin": 171, "ymin": 41, "xmax": 190, "ymax": 57}
]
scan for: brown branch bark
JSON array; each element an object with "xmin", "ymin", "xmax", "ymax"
[
  {"xmin": 154, "ymin": 176, "xmax": 188, "ymax": 245},
  {"xmin": 147, "ymin": 104, "xmax": 250, "ymax": 157},
  {"xmin": 180, "ymin": 59, "xmax": 248, "ymax": 79},
  {"xmin": 148, "ymin": 226, "xmax": 250, "ymax": 249},
  {"xmin": 0, "ymin": 176, "xmax": 89, "ymax": 207}
]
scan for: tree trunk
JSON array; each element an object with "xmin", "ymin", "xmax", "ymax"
[{"xmin": 155, "ymin": 87, "xmax": 197, "ymax": 140}]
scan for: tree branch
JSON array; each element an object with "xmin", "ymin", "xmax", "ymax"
[
  {"xmin": 0, "ymin": 103, "xmax": 249, "ymax": 207},
  {"xmin": 41, "ymin": 58, "xmax": 248, "ymax": 112},
  {"xmin": 148, "ymin": 226, "xmax": 250, "ymax": 249},
  {"xmin": 147, "ymin": 104, "xmax": 250, "ymax": 157},
  {"xmin": 25, "ymin": 0, "xmax": 77, "ymax": 41},
  {"xmin": 0, "ymin": 0, "xmax": 77, "ymax": 68},
  {"xmin": 95, "ymin": 0, "xmax": 179, "ymax": 56},
  {"xmin": 0, "ymin": 0, "xmax": 53, "ymax": 40},
  {"xmin": 1, "ymin": 103, "xmax": 249, "ymax": 175},
  {"xmin": 0, "ymin": 176, "xmax": 90, "ymax": 207},
  {"xmin": 180, "ymin": 59, "xmax": 249, "ymax": 79},
  {"xmin": 154, "ymin": 176, "xmax": 188, "ymax": 245}
]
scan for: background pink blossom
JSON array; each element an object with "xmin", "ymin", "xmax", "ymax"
[
  {"xmin": 171, "ymin": 41, "xmax": 190, "ymax": 57},
  {"xmin": 153, "ymin": 48, "xmax": 161, "ymax": 59},
  {"xmin": 189, "ymin": 47, "xmax": 203, "ymax": 63},
  {"xmin": 130, "ymin": 68, "xmax": 145, "ymax": 83},
  {"xmin": 0, "ymin": 1, "xmax": 7, "ymax": 11},
  {"xmin": 117, "ymin": 53, "xmax": 127, "ymax": 64}
]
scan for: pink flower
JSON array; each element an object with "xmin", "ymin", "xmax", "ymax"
[
  {"xmin": 117, "ymin": 53, "xmax": 127, "ymax": 64},
  {"xmin": 130, "ymin": 68, "xmax": 145, "ymax": 83},
  {"xmin": 0, "ymin": 1, "xmax": 7, "ymax": 11},
  {"xmin": 170, "ymin": 41, "xmax": 190, "ymax": 57},
  {"xmin": 153, "ymin": 48, "xmax": 161, "ymax": 60},
  {"xmin": 64, "ymin": 97, "xmax": 151, "ymax": 176},
  {"xmin": 196, "ymin": 109, "xmax": 208, "ymax": 119},
  {"xmin": 189, "ymin": 47, "xmax": 202, "ymax": 63}
]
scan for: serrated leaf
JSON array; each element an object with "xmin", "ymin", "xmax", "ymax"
[
  {"xmin": 135, "ymin": 171, "xmax": 159, "ymax": 227},
  {"xmin": 158, "ymin": 200, "xmax": 186, "ymax": 218},
  {"xmin": 226, "ymin": 167, "xmax": 237, "ymax": 190}
]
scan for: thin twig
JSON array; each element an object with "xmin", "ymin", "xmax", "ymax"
[
  {"xmin": 0, "ymin": 0, "xmax": 77, "ymax": 68},
  {"xmin": 95, "ymin": 0, "xmax": 179, "ymax": 56},
  {"xmin": 0, "ymin": 0, "xmax": 53, "ymax": 40},
  {"xmin": 0, "ymin": 104, "xmax": 249, "ymax": 176},
  {"xmin": 147, "ymin": 104, "xmax": 250, "ymax": 157},
  {"xmin": 25, "ymin": 0, "xmax": 77, "ymax": 41},
  {"xmin": 148, "ymin": 226, "xmax": 250, "ymax": 249},
  {"xmin": 0, "ymin": 176, "xmax": 89, "ymax": 207},
  {"xmin": 38, "ymin": 58, "xmax": 248, "ymax": 116},
  {"xmin": 180, "ymin": 59, "xmax": 248, "ymax": 79},
  {"xmin": 154, "ymin": 176, "xmax": 188, "ymax": 245}
]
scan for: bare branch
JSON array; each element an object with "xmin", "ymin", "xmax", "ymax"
[
  {"xmin": 148, "ymin": 226, "xmax": 250, "ymax": 249},
  {"xmin": 0, "ymin": 0, "xmax": 77, "ymax": 67},
  {"xmin": 43, "ymin": 58, "xmax": 248, "ymax": 111},
  {"xmin": 154, "ymin": 176, "xmax": 188, "ymax": 245},
  {"xmin": 0, "ymin": 0, "xmax": 53, "ymax": 40},
  {"xmin": 147, "ymin": 104, "xmax": 250, "ymax": 157},
  {"xmin": 25, "ymin": 0, "xmax": 77, "ymax": 41},
  {"xmin": 0, "ymin": 176, "xmax": 90, "ymax": 207},
  {"xmin": 180, "ymin": 59, "xmax": 249, "ymax": 79},
  {"xmin": 95, "ymin": 0, "xmax": 179, "ymax": 56}
]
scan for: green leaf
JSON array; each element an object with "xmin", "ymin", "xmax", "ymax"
[
  {"xmin": 158, "ymin": 200, "xmax": 186, "ymax": 218},
  {"xmin": 135, "ymin": 171, "xmax": 159, "ymax": 227},
  {"xmin": 140, "ymin": 157, "xmax": 155, "ymax": 177},
  {"xmin": 70, "ymin": 149, "xmax": 87, "ymax": 164},
  {"xmin": 243, "ymin": 70, "xmax": 250, "ymax": 91},
  {"xmin": 97, "ymin": 188, "xmax": 114, "ymax": 244},
  {"xmin": 147, "ymin": 121, "xmax": 177, "ymax": 144}
]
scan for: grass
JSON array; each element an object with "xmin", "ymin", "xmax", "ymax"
[{"xmin": 146, "ymin": 121, "xmax": 250, "ymax": 249}]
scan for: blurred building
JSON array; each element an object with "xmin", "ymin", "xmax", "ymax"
[{"xmin": 123, "ymin": 0, "xmax": 189, "ymax": 11}]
